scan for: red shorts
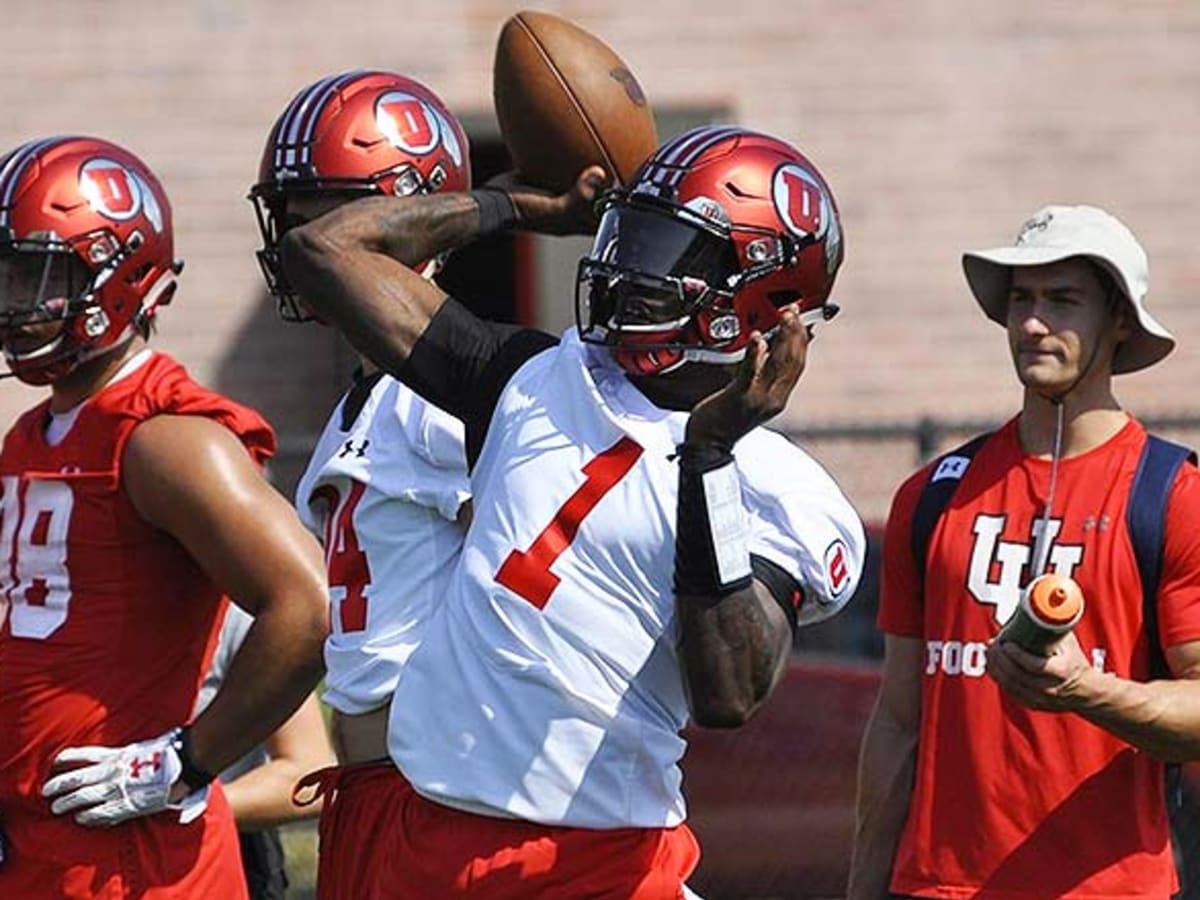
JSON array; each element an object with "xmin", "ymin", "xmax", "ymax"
[
  {"xmin": 356, "ymin": 770, "xmax": 700, "ymax": 899},
  {"xmin": 0, "ymin": 782, "xmax": 247, "ymax": 899},
  {"xmin": 296, "ymin": 760, "xmax": 409, "ymax": 900}
]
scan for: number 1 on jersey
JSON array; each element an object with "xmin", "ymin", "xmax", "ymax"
[{"xmin": 496, "ymin": 437, "xmax": 643, "ymax": 609}]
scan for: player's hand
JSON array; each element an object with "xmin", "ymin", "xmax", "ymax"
[
  {"xmin": 501, "ymin": 165, "xmax": 610, "ymax": 236},
  {"xmin": 41, "ymin": 728, "xmax": 208, "ymax": 827},
  {"xmin": 985, "ymin": 631, "xmax": 1097, "ymax": 712},
  {"xmin": 685, "ymin": 306, "xmax": 810, "ymax": 448}
]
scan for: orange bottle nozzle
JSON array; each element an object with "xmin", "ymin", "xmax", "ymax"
[{"xmin": 1026, "ymin": 573, "xmax": 1084, "ymax": 627}]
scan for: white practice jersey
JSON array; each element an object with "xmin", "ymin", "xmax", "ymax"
[
  {"xmin": 389, "ymin": 330, "xmax": 864, "ymax": 828},
  {"xmin": 296, "ymin": 372, "xmax": 469, "ymax": 715}
]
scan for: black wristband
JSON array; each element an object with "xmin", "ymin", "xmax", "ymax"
[
  {"xmin": 469, "ymin": 188, "xmax": 518, "ymax": 235},
  {"xmin": 751, "ymin": 554, "xmax": 802, "ymax": 632},
  {"xmin": 673, "ymin": 442, "xmax": 754, "ymax": 597},
  {"xmin": 172, "ymin": 726, "xmax": 217, "ymax": 792}
]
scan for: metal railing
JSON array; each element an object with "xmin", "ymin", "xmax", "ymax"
[{"xmin": 787, "ymin": 412, "xmax": 1200, "ymax": 466}]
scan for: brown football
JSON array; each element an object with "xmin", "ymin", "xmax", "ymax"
[{"xmin": 493, "ymin": 10, "xmax": 659, "ymax": 193}]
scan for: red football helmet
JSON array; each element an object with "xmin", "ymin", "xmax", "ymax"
[
  {"xmin": 0, "ymin": 136, "xmax": 181, "ymax": 385},
  {"xmin": 250, "ymin": 69, "xmax": 471, "ymax": 321},
  {"xmin": 576, "ymin": 126, "xmax": 844, "ymax": 376}
]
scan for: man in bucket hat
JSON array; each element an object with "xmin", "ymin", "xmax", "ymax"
[
  {"xmin": 964, "ymin": 205, "xmax": 1174, "ymax": 374},
  {"xmin": 850, "ymin": 205, "xmax": 1200, "ymax": 899}
]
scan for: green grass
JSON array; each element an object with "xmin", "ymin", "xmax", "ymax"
[{"xmin": 280, "ymin": 819, "xmax": 318, "ymax": 899}]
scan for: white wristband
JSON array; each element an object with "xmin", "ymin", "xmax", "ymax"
[{"xmin": 702, "ymin": 461, "xmax": 752, "ymax": 586}]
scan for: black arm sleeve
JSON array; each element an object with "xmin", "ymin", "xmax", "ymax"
[
  {"xmin": 751, "ymin": 554, "xmax": 803, "ymax": 633},
  {"xmin": 398, "ymin": 298, "xmax": 559, "ymax": 467}
]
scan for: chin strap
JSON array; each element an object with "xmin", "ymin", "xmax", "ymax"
[{"xmin": 1029, "ymin": 399, "xmax": 1065, "ymax": 580}]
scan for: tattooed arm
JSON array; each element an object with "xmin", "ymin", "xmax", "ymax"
[
  {"xmin": 676, "ymin": 311, "xmax": 811, "ymax": 726},
  {"xmin": 279, "ymin": 167, "xmax": 608, "ymax": 375}
]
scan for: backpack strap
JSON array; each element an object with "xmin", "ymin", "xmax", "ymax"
[
  {"xmin": 1127, "ymin": 434, "xmax": 1197, "ymax": 679},
  {"xmin": 911, "ymin": 430, "xmax": 1196, "ymax": 672},
  {"xmin": 911, "ymin": 432, "xmax": 993, "ymax": 585}
]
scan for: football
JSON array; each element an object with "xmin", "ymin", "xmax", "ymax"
[{"xmin": 493, "ymin": 10, "xmax": 659, "ymax": 193}]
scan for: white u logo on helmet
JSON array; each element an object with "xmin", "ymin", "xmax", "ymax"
[
  {"xmin": 772, "ymin": 164, "xmax": 830, "ymax": 240},
  {"xmin": 375, "ymin": 92, "xmax": 441, "ymax": 156},
  {"xmin": 79, "ymin": 159, "xmax": 143, "ymax": 222},
  {"xmin": 772, "ymin": 163, "xmax": 842, "ymax": 274}
]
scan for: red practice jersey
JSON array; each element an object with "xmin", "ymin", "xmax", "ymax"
[
  {"xmin": 0, "ymin": 350, "xmax": 272, "ymax": 898},
  {"xmin": 879, "ymin": 417, "xmax": 1200, "ymax": 899}
]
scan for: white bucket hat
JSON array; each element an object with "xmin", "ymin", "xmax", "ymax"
[{"xmin": 962, "ymin": 204, "xmax": 1175, "ymax": 374}]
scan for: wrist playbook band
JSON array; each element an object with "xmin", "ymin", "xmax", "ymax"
[
  {"xmin": 673, "ymin": 442, "xmax": 753, "ymax": 596},
  {"xmin": 469, "ymin": 188, "xmax": 518, "ymax": 235},
  {"xmin": 171, "ymin": 727, "xmax": 217, "ymax": 792}
]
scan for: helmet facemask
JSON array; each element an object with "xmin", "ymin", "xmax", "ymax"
[
  {"xmin": 250, "ymin": 180, "xmax": 374, "ymax": 324},
  {"xmin": 250, "ymin": 163, "xmax": 457, "ymax": 324},
  {"xmin": 0, "ymin": 229, "xmax": 149, "ymax": 385},
  {"xmin": 577, "ymin": 191, "xmax": 827, "ymax": 376}
]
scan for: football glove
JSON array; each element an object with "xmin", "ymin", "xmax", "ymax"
[{"xmin": 41, "ymin": 728, "xmax": 208, "ymax": 827}]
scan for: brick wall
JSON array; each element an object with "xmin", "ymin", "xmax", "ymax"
[{"xmin": 2, "ymin": 0, "xmax": 1197, "ymax": 518}]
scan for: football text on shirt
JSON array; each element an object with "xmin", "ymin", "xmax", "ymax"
[{"xmin": 924, "ymin": 512, "xmax": 1105, "ymax": 678}]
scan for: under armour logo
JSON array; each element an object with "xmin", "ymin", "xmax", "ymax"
[
  {"xmin": 932, "ymin": 455, "xmax": 970, "ymax": 483},
  {"xmin": 338, "ymin": 439, "xmax": 369, "ymax": 459},
  {"xmin": 1082, "ymin": 515, "xmax": 1111, "ymax": 532},
  {"xmin": 128, "ymin": 752, "xmax": 162, "ymax": 780}
]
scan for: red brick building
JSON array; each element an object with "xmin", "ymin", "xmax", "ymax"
[{"xmin": 2, "ymin": 1, "xmax": 1197, "ymax": 519}]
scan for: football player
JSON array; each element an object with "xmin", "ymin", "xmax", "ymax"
[
  {"xmin": 0, "ymin": 136, "xmax": 328, "ymax": 899},
  {"xmin": 249, "ymin": 70, "xmax": 472, "ymax": 900},
  {"xmin": 282, "ymin": 125, "xmax": 866, "ymax": 899}
]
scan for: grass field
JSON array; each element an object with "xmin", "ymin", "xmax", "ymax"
[{"xmin": 279, "ymin": 820, "xmax": 319, "ymax": 898}]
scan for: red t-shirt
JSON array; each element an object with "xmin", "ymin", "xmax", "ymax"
[
  {"xmin": 879, "ymin": 416, "xmax": 1200, "ymax": 899},
  {"xmin": 0, "ymin": 350, "xmax": 272, "ymax": 897}
]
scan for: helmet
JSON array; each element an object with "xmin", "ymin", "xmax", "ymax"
[
  {"xmin": 0, "ymin": 136, "xmax": 180, "ymax": 385},
  {"xmin": 250, "ymin": 69, "xmax": 471, "ymax": 321},
  {"xmin": 576, "ymin": 126, "xmax": 844, "ymax": 376}
]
